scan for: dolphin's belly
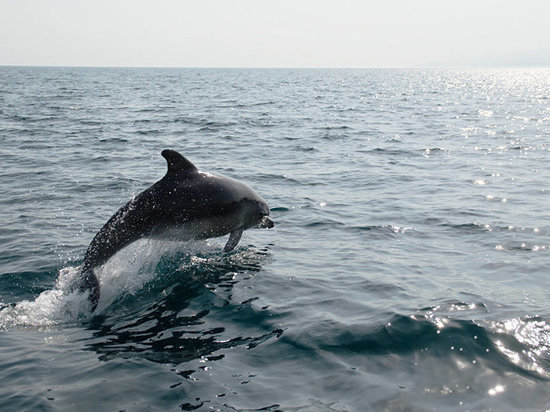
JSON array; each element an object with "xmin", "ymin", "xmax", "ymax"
[{"xmin": 149, "ymin": 217, "xmax": 234, "ymax": 242}]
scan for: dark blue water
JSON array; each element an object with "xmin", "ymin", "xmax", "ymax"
[{"xmin": 1, "ymin": 67, "xmax": 549, "ymax": 410}]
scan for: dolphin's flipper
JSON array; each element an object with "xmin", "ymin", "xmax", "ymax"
[{"xmin": 224, "ymin": 229, "xmax": 243, "ymax": 252}]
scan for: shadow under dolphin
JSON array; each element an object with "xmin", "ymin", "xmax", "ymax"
[{"xmin": 85, "ymin": 246, "xmax": 282, "ymax": 366}]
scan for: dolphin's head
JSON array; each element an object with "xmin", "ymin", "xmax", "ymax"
[
  {"xmin": 201, "ymin": 169, "xmax": 273, "ymax": 232},
  {"xmin": 159, "ymin": 149, "xmax": 274, "ymax": 240},
  {"xmin": 240, "ymin": 194, "xmax": 274, "ymax": 231}
]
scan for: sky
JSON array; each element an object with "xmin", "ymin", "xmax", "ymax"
[{"xmin": 1, "ymin": 0, "xmax": 549, "ymax": 68}]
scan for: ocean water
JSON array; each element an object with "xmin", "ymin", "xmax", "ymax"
[{"xmin": 0, "ymin": 66, "xmax": 549, "ymax": 411}]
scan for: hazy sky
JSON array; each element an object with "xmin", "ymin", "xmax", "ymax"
[{"xmin": 1, "ymin": 0, "xmax": 549, "ymax": 68}]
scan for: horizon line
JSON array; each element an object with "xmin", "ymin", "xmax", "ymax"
[{"xmin": 2, "ymin": 63, "xmax": 550, "ymax": 70}]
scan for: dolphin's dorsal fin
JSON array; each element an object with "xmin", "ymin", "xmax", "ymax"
[{"xmin": 161, "ymin": 149, "xmax": 197, "ymax": 175}]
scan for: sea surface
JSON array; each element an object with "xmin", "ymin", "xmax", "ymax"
[{"xmin": 0, "ymin": 67, "xmax": 549, "ymax": 411}]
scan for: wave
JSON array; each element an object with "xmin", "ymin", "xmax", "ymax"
[
  {"xmin": 301, "ymin": 220, "xmax": 416, "ymax": 237},
  {"xmin": 253, "ymin": 172, "xmax": 322, "ymax": 186},
  {"xmin": 218, "ymin": 101, "xmax": 275, "ymax": 109},
  {"xmin": 282, "ymin": 310, "xmax": 550, "ymax": 381},
  {"xmin": 495, "ymin": 243, "xmax": 549, "ymax": 252},
  {"xmin": 358, "ymin": 147, "xmax": 449, "ymax": 158},
  {"xmin": 348, "ymin": 224, "xmax": 415, "ymax": 236},
  {"xmin": 437, "ymin": 222, "xmax": 550, "ymax": 235}
]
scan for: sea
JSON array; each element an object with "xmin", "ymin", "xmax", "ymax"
[{"xmin": 0, "ymin": 66, "xmax": 549, "ymax": 411}]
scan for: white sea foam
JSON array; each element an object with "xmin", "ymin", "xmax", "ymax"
[
  {"xmin": 0, "ymin": 267, "xmax": 92, "ymax": 329},
  {"xmin": 0, "ymin": 239, "xmax": 214, "ymax": 329}
]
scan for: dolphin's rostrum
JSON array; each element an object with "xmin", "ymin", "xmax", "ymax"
[{"xmin": 77, "ymin": 149, "xmax": 274, "ymax": 311}]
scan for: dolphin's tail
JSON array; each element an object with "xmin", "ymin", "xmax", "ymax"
[{"xmin": 77, "ymin": 266, "xmax": 100, "ymax": 311}]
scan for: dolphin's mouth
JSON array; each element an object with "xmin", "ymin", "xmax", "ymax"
[{"xmin": 258, "ymin": 216, "xmax": 274, "ymax": 229}]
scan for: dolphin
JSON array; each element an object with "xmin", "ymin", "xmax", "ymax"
[{"xmin": 77, "ymin": 149, "xmax": 274, "ymax": 311}]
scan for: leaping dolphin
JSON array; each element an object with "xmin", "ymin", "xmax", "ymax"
[{"xmin": 77, "ymin": 149, "xmax": 274, "ymax": 311}]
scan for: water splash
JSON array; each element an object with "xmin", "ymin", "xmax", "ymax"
[
  {"xmin": 0, "ymin": 239, "xmax": 215, "ymax": 329},
  {"xmin": 0, "ymin": 266, "xmax": 92, "ymax": 329}
]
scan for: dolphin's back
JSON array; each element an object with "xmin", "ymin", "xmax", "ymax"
[
  {"xmin": 77, "ymin": 189, "xmax": 159, "ymax": 310},
  {"xmin": 83, "ymin": 190, "xmax": 158, "ymax": 269}
]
